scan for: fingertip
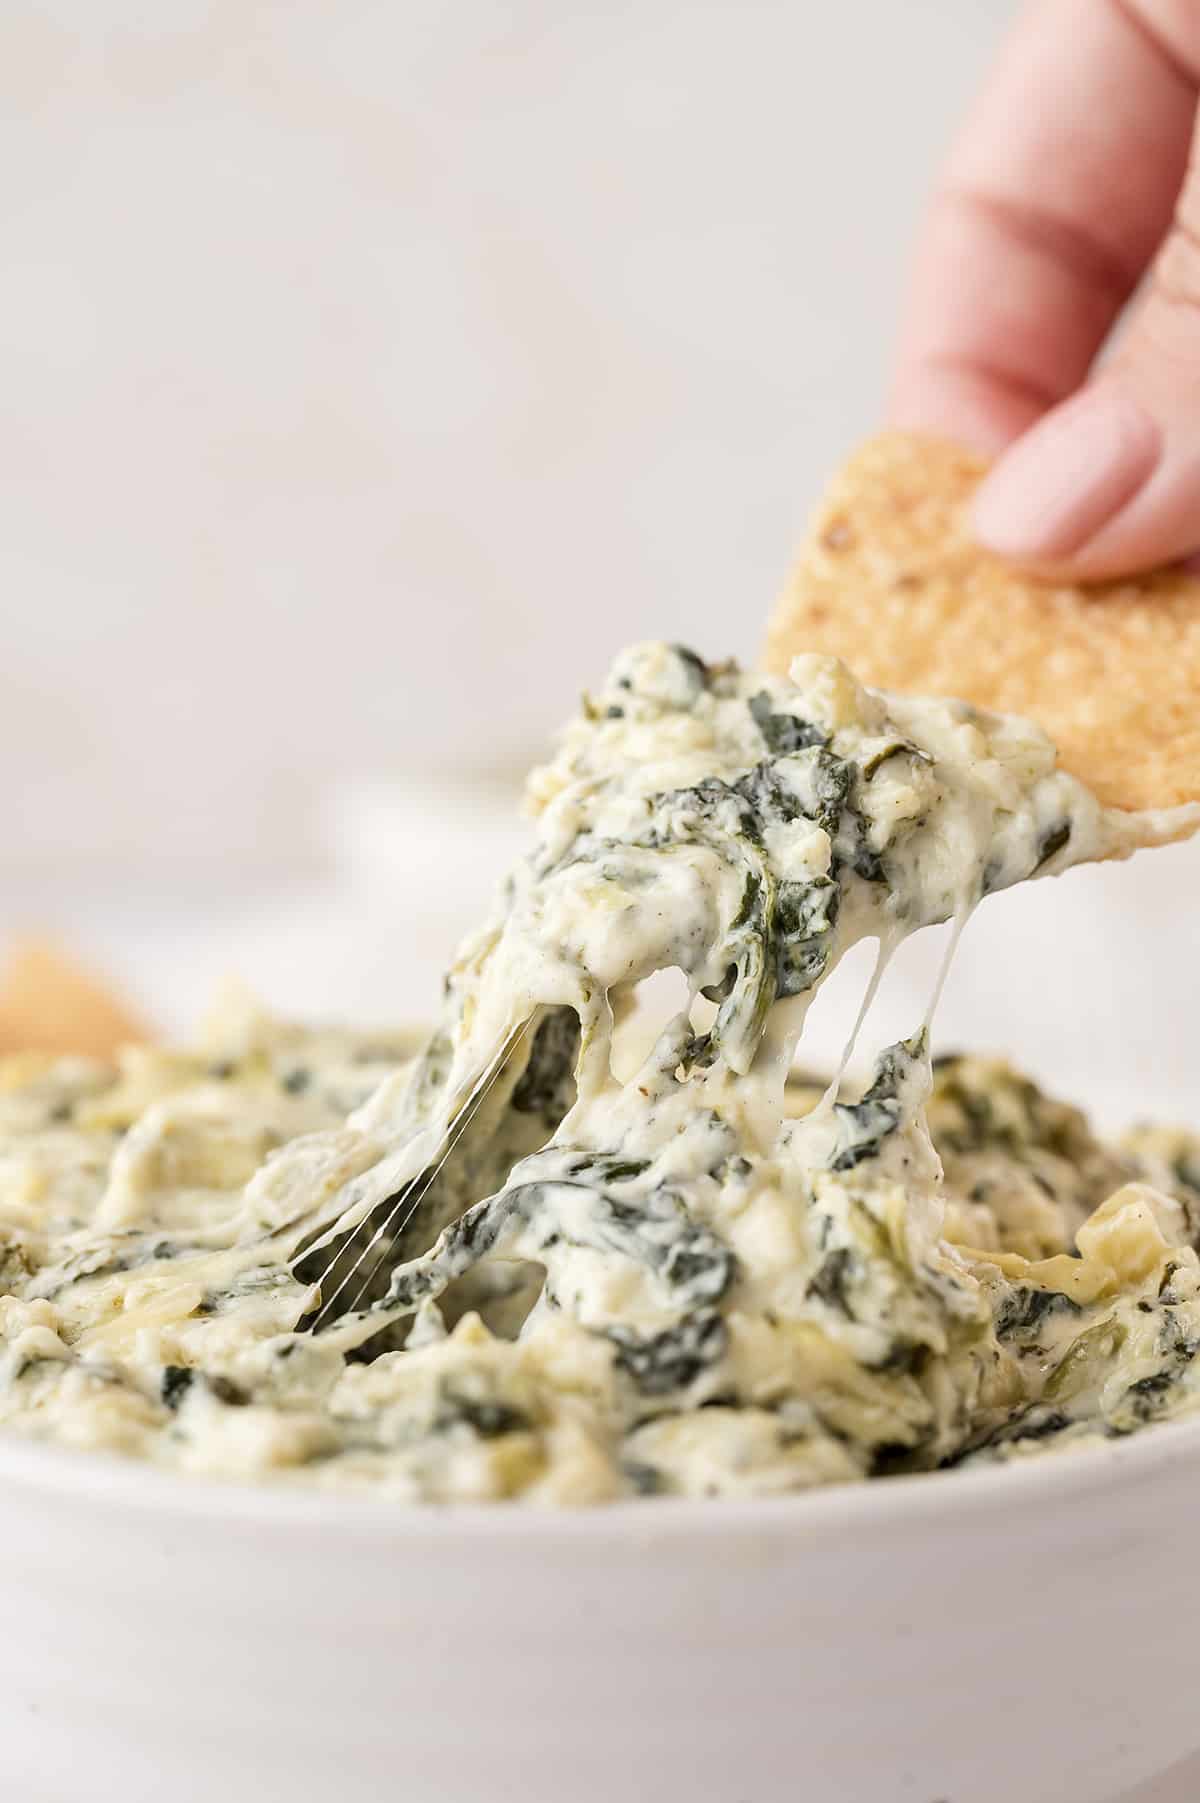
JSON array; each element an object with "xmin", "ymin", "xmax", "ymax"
[{"xmin": 970, "ymin": 383, "xmax": 1163, "ymax": 568}]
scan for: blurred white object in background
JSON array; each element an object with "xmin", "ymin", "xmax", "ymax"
[
  {"xmin": 1, "ymin": 0, "xmax": 1013, "ymax": 867},
  {"xmin": 331, "ymin": 772, "xmax": 530, "ymax": 925},
  {"xmin": 0, "ymin": 773, "xmax": 529, "ymax": 1036}
]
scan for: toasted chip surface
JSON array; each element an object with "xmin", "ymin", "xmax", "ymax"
[
  {"xmin": 0, "ymin": 938, "xmax": 151, "ymax": 1057},
  {"xmin": 765, "ymin": 432, "xmax": 1200, "ymax": 813}
]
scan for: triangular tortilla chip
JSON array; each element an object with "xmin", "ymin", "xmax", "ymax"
[{"xmin": 765, "ymin": 432, "xmax": 1200, "ymax": 814}]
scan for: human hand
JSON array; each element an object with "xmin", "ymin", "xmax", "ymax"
[{"xmin": 889, "ymin": 0, "xmax": 1200, "ymax": 581}]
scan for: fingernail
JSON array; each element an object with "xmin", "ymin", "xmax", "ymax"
[{"xmin": 972, "ymin": 384, "xmax": 1162, "ymax": 560}]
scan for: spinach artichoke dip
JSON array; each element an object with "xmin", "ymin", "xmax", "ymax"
[{"xmin": 2, "ymin": 643, "xmax": 1199, "ymax": 1503}]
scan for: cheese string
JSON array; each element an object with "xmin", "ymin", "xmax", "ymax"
[
  {"xmin": 335, "ymin": 1020, "xmax": 535, "ymax": 1322},
  {"xmin": 813, "ymin": 928, "xmax": 900, "ymax": 1119},
  {"xmin": 922, "ymin": 895, "xmax": 975, "ymax": 1036},
  {"xmin": 805, "ymin": 890, "xmax": 973, "ymax": 1126},
  {"xmin": 306, "ymin": 1018, "xmax": 531, "ymax": 1331}
]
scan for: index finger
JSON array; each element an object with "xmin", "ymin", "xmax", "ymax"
[{"xmin": 888, "ymin": 0, "xmax": 1198, "ymax": 452}]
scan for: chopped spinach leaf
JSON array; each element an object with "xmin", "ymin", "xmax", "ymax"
[
  {"xmin": 605, "ymin": 1310, "xmax": 728, "ymax": 1396},
  {"xmin": 994, "ymin": 1285, "xmax": 1081, "ymax": 1339},
  {"xmin": 435, "ymin": 1389, "xmax": 528, "ymax": 1438},
  {"xmin": 511, "ymin": 1008, "xmax": 580, "ymax": 1121},
  {"xmin": 806, "ymin": 1246, "xmax": 856, "ymax": 1316},
  {"xmin": 161, "ymin": 1365, "xmax": 194, "ymax": 1409},
  {"xmin": 1035, "ymin": 821, "xmax": 1072, "ymax": 870},
  {"xmin": 828, "ymin": 1034, "xmax": 926, "ymax": 1172},
  {"xmin": 748, "ymin": 691, "xmax": 826, "ymax": 755}
]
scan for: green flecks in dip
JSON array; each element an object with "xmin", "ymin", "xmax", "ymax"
[{"xmin": 1, "ymin": 644, "xmax": 1198, "ymax": 1502}]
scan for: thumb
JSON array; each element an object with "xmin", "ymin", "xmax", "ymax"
[{"xmin": 972, "ymin": 112, "xmax": 1200, "ymax": 583}]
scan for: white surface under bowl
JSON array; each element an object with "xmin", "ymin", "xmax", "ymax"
[{"xmin": 2, "ymin": 1418, "xmax": 1199, "ymax": 1803}]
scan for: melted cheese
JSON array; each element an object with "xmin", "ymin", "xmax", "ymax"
[{"xmin": 1, "ymin": 644, "xmax": 1198, "ymax": 1502}]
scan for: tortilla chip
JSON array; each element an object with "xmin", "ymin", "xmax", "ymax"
[
  {"xmin": 0, "ymin": 939, "xmax": 152, "ymax": 1059},
  {"xmin": 765, "ymin": 432, "xmax": 1200, "ymax": 815}
]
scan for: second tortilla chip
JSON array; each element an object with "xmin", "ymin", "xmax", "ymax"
[
  {"xmin": 0, "ymin": 939, "xmax": 152, "ymax": 1060},
  {"xmin": 765, "ymin": 432, "xmax": 1200, "ymax": 816}
]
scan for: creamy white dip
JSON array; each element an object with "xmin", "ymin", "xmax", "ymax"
[{"xmin": 2, "ymin": 644, "xmax": 1197, "ymax": 1501}]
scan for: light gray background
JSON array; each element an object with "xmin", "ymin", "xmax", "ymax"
[
  {"xmin": 3, "ymin": 0, "xmax": 1012, "ymax": 862},
  {"xmin": 2, "ymin": 0, "xmax": 1198, "ymax": 1141}
]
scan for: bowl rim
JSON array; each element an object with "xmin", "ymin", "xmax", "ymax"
[{"xmin": 2, "ymin": 1407, "xmax": 1198, "ymax": 1541}]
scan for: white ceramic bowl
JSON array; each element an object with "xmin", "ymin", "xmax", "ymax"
[{"xmin": 2, "ymin": 1417, "xmax": 1198, "ymax": 1803}]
